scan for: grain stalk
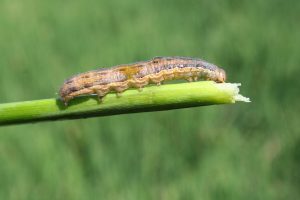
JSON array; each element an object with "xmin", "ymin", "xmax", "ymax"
[{"xmin": 0, "ymin": 82, "xmax": 250, "ymax": 126}]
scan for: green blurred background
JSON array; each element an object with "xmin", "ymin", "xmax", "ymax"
[{"xmin": 0, "ymin": 0, "xmax": 299, "ymax": 199}]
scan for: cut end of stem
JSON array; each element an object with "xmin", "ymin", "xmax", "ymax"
[{"xmin": 216, "ymin": 83, "xmax": 251, "ymax": 103}]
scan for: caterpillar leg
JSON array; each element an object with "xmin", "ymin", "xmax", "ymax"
[
  {"xmin": 95, "ymin": 90, "xmax": 105, "ymax": 102},
  {"xmin": 91, "ymin": 86, "xmax": 108, "ymax": 102},
  {"xmin": 116, "ymin": 92, "xmax": 122, "ymax": 97},
  {"xmin": 61, "ymin": 95, "xmax": 74, "ymax": 106},
  {"xmin": 62, "ymin": 98, "xmax": 69, "ymax": 106},
  {"xmin": 111, "ymin": 83, "xmax": 128, "ymax": 97},
  {"xmin": 162, "ymin": 70, "xmax": 175, "ymax": 81},
  {"xmin": 185, "ymin": 77, "xmax": 193, "ymax": 82},
  {"xmin": 149, "ymin": 74, "xmax": 164, "ymax": 86},
  {"xmin": 129, "ymin": 78, "xmax": 149, "ymax": 91}
]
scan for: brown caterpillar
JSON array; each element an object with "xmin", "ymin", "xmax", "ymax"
[{"xmin": 59, "ymin": 56, "xmax": 226, "ymax": 105}]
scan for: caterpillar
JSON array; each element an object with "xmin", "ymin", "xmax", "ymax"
[{"xmin": 59, "ymin": 56, "xmax": 226, "ymax": 105}]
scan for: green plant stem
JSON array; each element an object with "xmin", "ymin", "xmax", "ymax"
[{"xmin": 0, "ymin": 81, "xmax": 249, "ymax": 126}]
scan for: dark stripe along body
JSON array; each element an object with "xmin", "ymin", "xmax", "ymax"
[{"xmin": 59, "ymin": 57, "xmax": 226, "ymax": 105}]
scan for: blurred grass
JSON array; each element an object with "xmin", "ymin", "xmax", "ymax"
[{"xmin": 0, "ymin": 0, "xmax": 299, "ymax": 199}]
